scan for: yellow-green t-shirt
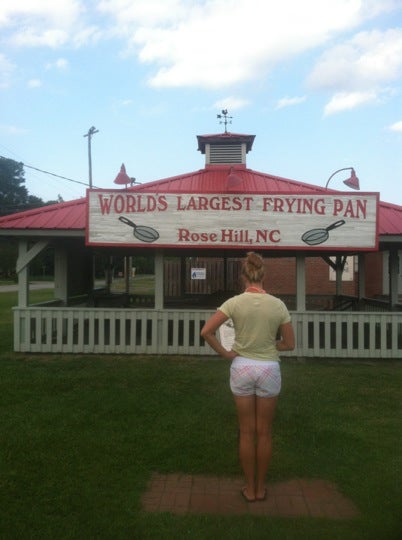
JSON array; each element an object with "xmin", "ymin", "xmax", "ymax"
[{"xmin": 219, "ymin": 292, "xmax": 291, "ymax": 361}]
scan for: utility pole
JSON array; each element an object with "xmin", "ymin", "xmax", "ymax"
[{"xmin": 83, "ymin": 126, "xmax": 99, "ymax": 188}]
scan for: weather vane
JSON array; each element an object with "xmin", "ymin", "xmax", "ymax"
[{"xmin": 217, "ymin": 109, "xmax": 232, "ymax": 133}]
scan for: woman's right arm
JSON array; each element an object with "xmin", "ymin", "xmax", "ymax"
[{"xmin": 276, "ymin": 321, "xmax": 295, "ymax": 351}]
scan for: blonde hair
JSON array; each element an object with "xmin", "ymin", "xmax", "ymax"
[{"xmin": 241, "ymin": 251, "xmax": 265, "ymax": 283}]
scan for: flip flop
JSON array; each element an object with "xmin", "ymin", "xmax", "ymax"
[
  {"xmin": 256, "ymin": 488, "xmax": 267, "ymax": 501},
  {"xmin": 241, "ymin": 487, "xmax": 255, "ymax": 503}
]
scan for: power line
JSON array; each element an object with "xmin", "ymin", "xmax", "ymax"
[
  {"xmin": 24, "ymin": 162, "xmax": 99, "ymax": 188},
  {"xmin": 0, "ymin": 155, "xmax": 100, "ymax": 189}
]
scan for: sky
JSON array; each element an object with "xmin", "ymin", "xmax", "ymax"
[{"xmin": 0, "ymin": 0, "xmax": 402, "ymax": 206}]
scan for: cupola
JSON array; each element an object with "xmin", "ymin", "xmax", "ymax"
[
  {"xmin": 197, "ymin": 109, "xmax": 254, "ymax": 167},
  {"xmin": 197, "ymin": 132, "xmax": 255, "ymax": 167}
]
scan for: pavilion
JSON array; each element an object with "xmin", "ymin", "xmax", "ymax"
[{"xmin": 0, "ymin": 129, "xmax": 401, "ymax": 358}]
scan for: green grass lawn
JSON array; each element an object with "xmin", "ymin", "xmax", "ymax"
[
  {"xmin": 111, "ymin": 274, "xmax": 155, "ymax": 295},
  {"xmin": 0, "ymin": 290, "xmax": 401, "ymax": 539}
]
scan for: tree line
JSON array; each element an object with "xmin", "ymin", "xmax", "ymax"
[
  {"xmin": 0, "ymin": 157, "xmax": 62, "ymax": 278},
  {"xmin": 0, "ymin": 158, "xmax": 155, "ymax": 280}
]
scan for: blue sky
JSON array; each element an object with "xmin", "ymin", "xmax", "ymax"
[{"xmin": 0, "ymin": 0, "xmax": 402, "ymax": 205}]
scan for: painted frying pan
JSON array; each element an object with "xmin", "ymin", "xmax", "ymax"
[
  {"xmin": 301, "ymin": 219, "xmax": 345, "ymax": 246},
  {"xmin": 118, "ymin": 216, "xmax": 159, "ymax": 243}
]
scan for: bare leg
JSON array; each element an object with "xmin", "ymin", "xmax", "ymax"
[
  {"xmin": 233, "ymin": 395, "xmax": 256, "ymax": 501},
  {"xmin": 255, "ymin": 395, "xmax": 278, "ymax": 499}
]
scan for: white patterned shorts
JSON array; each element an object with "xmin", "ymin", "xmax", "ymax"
[{"xmin": 230, "ymin": 356, "xmax": 281, "ymax": 398}]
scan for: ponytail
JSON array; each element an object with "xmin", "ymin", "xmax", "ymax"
[{"xmin": 241, "ymin": 251, "xmax": 265, "ymax": 283}]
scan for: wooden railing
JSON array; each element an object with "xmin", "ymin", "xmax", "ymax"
[
  {"xmin": 293, "ymin": 312, "xmax": 401, "ymax": 358},
  {"xmin": 13, "ymin": 307, "xmax": 402, "ymax": 358}
]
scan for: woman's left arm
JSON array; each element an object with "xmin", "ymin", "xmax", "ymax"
[
  {"xmin": 201, "ymin": 310, "xmax": 237, "ymax": 360},
  {"xmin": 276, "ymin": 321, "xmax": 295, "ymax": 351}
]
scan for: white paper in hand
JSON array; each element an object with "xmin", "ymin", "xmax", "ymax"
[{"xmin": 219, "ymin": 319, "xmax": 235, "ymax": 351}]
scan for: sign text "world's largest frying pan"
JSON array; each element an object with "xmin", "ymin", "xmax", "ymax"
[{"xmin": 86, "ymin": 191, "xmax": 379, "ymax": 251}]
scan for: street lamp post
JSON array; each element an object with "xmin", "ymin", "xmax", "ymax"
[
  {"xmin": 325, "ymin": 167, "xmax": 360, "ymax": 297},
  {"xmin": 325, "ymin": 167, "xmax": 360, "ymax": 190},
  {"xmin": 83, "ymin": 126, "xmax": 99, "ymax": 188}
]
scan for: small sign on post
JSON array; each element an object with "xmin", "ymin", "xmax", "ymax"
[{"xmin": 191, "ymin": 268, "xmax": 206, "ymax": 280}]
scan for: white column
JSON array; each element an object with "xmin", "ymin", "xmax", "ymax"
[
  {"xmin": 54, "ymin": 246, "xmax": 68, "ymax": 304},
  {"xmin": 17, "ymin": 240, "xmax": 29, "ymax": 307},
  {"xmin": 296, "ymin": 254, "xmax": 306, "ymax": 311},
  {"xmin": 358, "ymin": 253, "xmax": 366, "ymax": 299},
  {"xmin": 154, "ymin": 249, "xmax": 164, "ymax": 309},
  {"xmin": 389, "ymin": 250, "xmax": 400, "ymax": 308},
  {"xmin": 335, "ymin": 255, "xmax": 343, "ymax": 296}
]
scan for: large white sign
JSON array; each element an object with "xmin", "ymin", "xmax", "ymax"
[{"xmin": 86, "ymin": 190, "xmax": 379, "ymax": 250}]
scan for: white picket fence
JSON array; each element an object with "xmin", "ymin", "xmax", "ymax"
[{"xmin": 13, "ymin": 307, "xmax": 402, "ymax": 358}]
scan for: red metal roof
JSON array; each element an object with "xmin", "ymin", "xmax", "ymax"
[
  {"xmin": 377, "ymin": 200, "xmax": 402, "ymax": 235},
  {"xmin": 0, "ymin": 198, "xmax": 87, "ymax": 230},
  {"xmin": 0, "ymin": 165, "xmax": 401, "ymax": 236},
  {"xmin": 125, "ymin": 165, "xmax": 335, "ymax": 197}
]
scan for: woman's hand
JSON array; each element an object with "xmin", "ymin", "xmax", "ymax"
[{"xmin": 225, "ymin": 349, "xmax": 238, "ymax": 361}]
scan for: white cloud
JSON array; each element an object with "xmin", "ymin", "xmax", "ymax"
[
  {"xmin": 0, "ymin": 0, "xmax": 82, "ymax": 26},
  {"xmin": 0, "ymin": 0, "xmax": 94, "ymax": 48},
  {"xmin": 97, "ymin": 0, "xmax": 185, "ymax": 27},
  {"xmin": 1, "ymin": 0, "xmax": 401, "ymax": 97},
  {"xmin": 0, "ymin": 53, "xmax": 15, "ymax": 88},
  {"xmin": 46, "ymin": 58, "xmax": 69, "ymax": 70},
  {"xmin": 358, "ymin": 0, "xmax": 402, "ymax": 18},
  {"xmin": 214, "ymin": 97, "xmax": 250, "ymax": 111},
  {"xmin": 308, "ymin": 28, "xmax": 402, "ymax": 113},
  {"xmin": 308, "ymin": 29, "xmax": 402, "ymax": 91},
  {"xmin": 55, "ymin": 57, "xmax": 68, "ymax": 69},
  {"xmin": 113, "ymin": 98, "xmax": 133, "ymax": 110},
  {"xmin": 388, "ymin": 120, "xmax": 402, "ymax": 132},
  {"xmin": 0, "ymin": 124, "xmax": 28, "ymax": 135},
  {"xmin": 12, "ymin": 28, "xmax": 69, "ymax": 48},
  {"xmin": 98, "ymin": 0, "xmax": 398, "ymax": 89},
  {"xmin": 324, "ymin": 91, "xmax": 378, "ymax": 115},
  {"xmin": 276, "ymin": 96, "xmax": 307, "ymax": 109},
  {"xmin": 27, "ymin": 78, "xmax": 42, "ymax": 88}
]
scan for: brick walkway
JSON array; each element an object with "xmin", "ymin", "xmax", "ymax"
[{"xmin": 142, "ymin": 473, "xmax": 360, "ymax": 519}]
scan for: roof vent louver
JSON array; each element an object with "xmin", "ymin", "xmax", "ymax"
[{"xmin": 209, "ymin": 144, "xmax": 243, "ymax": 164}]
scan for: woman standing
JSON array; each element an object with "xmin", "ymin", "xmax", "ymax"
[{"xmin": 201, "ymin": 252, "xmax": 295, "ymax": 502}]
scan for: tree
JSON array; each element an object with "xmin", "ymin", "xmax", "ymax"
[
  {"xmin": 0, "ymin": 157, "xmax": 27, "ymax": 215},
  {"xmin": 0, "ymin": 157, "xmax": 56, "ymax": 278},
  {"xmin": 0, "ymin": 157, "xmax": 45, "ymax": 216}
]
